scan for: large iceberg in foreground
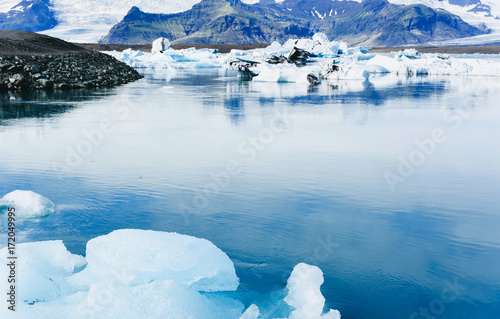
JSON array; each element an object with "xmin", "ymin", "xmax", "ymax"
[
  {"xmin": 0, "ymin": 240, "xmax": 86, "ymax": 304},
  {"xmin": 70, "ymin": 229, "xmax": 239, "ymax": 292},
  {"xmin": 0, "ymin": 190, "xmax": 56, "ymax": 218},
  {"xmin": 0, "ymin": 229, "xmax": 341, "ymax": 318}
]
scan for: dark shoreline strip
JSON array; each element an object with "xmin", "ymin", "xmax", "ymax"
[{"xmin": 0, "ymin": 51, "xmax": 142, "ymax": 91}]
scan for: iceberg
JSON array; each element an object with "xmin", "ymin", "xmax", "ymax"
[
  {"xmin": 105, "ymin": 32, "xmax": 500, "ymax": 86},
  {"xmin": 151, "ymin": 37, "xmax": 171, "ymax": 54},
  {"xmin": 285, "ymin": 263, "xmax": 341, "ymax": 319},
  {"xmin": 78, "ymin": 279, "xmax": 244, "ymax": 319},
  {"xmin": 70, "ymin": 229, "xmax": 239, "ymax": 292},
  {"xmin": 0, "ymin": 229, "xmax": 342, "ymax": 319},
  {"xmin": 0, "ymin": 240, "xmax": 86, "ymax": 304},
  {"xmin": 282, "ymin": 33, "xmax": 347, "ymax": 58},
  {"xmin": 253, "ymin": 64, "xmax": 322, "ymax": 84},
  {"xmin": 0, "ymin": 190, "xmax": 56, "ymax": 218}
]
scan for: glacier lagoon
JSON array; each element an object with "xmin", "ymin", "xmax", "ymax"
[{"xmin": 1, "ymin": 68, "xmax": 500, "ymax": 318}]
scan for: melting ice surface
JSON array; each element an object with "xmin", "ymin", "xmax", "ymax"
[{"xmin": 0, "ymin": 227, "xmax": 339, "ymax": 318}]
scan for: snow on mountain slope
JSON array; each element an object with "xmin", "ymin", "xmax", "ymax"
[
  {"xmin": 387, "ymin": 0, "xmax": 500, "ymax": 45},
  {"xmin": 0, "ymin": 0, "xmax": 21, "ymax": 13},
  {"xmin": 240, "ymin": 0, "xmax": 362, "ymax": 3},
  {"xmin": 38, "ymin": 0, "xmax": 202, "ymax": 43}
]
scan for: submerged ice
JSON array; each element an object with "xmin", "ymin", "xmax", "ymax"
[{"xmin": 0, "ymin": 229, "xmax": 341, "ymax": 319}]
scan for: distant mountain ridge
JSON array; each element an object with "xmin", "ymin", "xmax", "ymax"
[
  {"xmin": 101, "ymin": 0, "xmax": 485, "ymax": 45},
  {"xmin": 0, "ymin": 0, "xmax": 56, "ymax": 32},
  {"xmin": 0, "ymin": 0, "xmax": 495, "ymax": 45}
]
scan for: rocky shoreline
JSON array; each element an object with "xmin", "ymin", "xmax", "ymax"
[{"xmin": 0, "ymin": 51, "xmax": 142, "ymax": 91}]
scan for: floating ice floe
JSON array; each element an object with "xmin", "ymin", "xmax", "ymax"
[
  {"xmin": 69, "ymin": 229, "xmax": 239, "ymax": 292},
  {"xmin": 285, "ymin": 263, "xmax": 341, "ymax": 319},
  {"xmin": 0, "ymin": 240, "xmax": 86, "ymax": 304},
  {"xmin": 0, "ymin": 229, "xmax": 341, "ymax": 319},
  {"xmin": 106, "ymin": 33, "xmax": 500, "ymax": 85},
  {"xmin": 0, "ymin": 190, "xmax": 56, "ymax": 218}
]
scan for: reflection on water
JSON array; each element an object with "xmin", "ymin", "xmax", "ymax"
[
  {"xmin": 0, "ymin": 88, "xmax": 116, "ymax": 121},
  {"xmin": 0, "ymin": 69, "xmax": 499, "ymax": 319}
]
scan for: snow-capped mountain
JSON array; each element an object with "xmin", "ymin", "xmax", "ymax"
[
  {"xmin": 100, "ymin": 0, "xmax": 484, "ymax": 45},
  {"xmin": 0, "ymin": 0, "xmax": 497, "ymax": 45},
  {"xmin": 0, "ymin": 0, "xmax": 203, "ymax": 42},
  {"xmin": 242, "ymin": 0, "xmax": 500, "ymax": 45},
  {"xmin": 385, "ymin": 0, "xmax": 500, "ymax": 45}
]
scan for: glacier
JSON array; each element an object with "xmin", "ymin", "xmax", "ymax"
[
  {"xmin": 387, "ymin": 0, "xmax": 500, "ymax": 45},
  {"xmin": 0, "ymin": 229, "xmax": 341, "ymax": 319},
  {"xmin": 2, "ymin": 0, "xmax": 496, "ymax": 43},
  {"xmin": 35, "ymin": 0, "xmax": 203, "ymax": 42}
]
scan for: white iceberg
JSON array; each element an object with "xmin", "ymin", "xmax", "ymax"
[
  {"xmin": 151, "ymin": 37, "xmax": 171, "ymax": 53},
  {"xmin": 285, "ymin": 263, "xmax": 341, "ymax": 319},
  {"xmin": 0, "ymin": 190, "xmax": 56, "ymax": 218},
  {"xmin": 253, "ymin": 64, "xmax": 321, "ymax": 84},
  {"xmin": 78, "ymin": 279, "xmax": 244, "ymax": 319},
  {"xmin": 105, "ymin": 32, "xmax": 500, "ymax": 84},
  {"xmin": 282, "ymin": 33, "xmax": 347, "ymax": 58},
  {"xmin": 0, "ymin": 229, "xmax": 342, "ymax": 319},
  {"xmin": 70, "ymin": 229, "xmax": 239, "ymax": 292},
  {"xmin": 0, "ymin": 240, "xmax": 86, "ymax": 304}
]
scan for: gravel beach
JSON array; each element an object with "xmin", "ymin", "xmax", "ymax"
[{"xmin": 0, "ymin": 31, "xmax": 142, "ymax": 91}]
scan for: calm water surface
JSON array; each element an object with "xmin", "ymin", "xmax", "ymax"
[{"xmin": 1, "ymin": 69, "xmax": 499, "ymax": 318}]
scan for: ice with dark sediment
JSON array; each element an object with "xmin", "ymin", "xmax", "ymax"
[{"xmin": 106, "ymin": 33, "xmax": 500, "ymax": 85}]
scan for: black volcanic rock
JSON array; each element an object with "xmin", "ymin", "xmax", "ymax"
[{"xmin": 0, "ymin": 32, "xmax": 142, "ymax": 91}]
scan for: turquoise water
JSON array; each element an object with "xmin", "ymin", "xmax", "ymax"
[{"xmin": 1, "ymin": 69, "xmax": 500, "ymax": 318}]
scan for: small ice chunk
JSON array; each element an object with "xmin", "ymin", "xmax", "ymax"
[
  {"xmin": 70, "ymin": 229, "xmax": 239, "ymax": 292},
  {"xmin": 285, "ymin": 263, "xmax": 341, "ymax": 319},
  {"xmin": 0, "ymin": 190, "xmax": 56, "ymax": 218},
  {"xmin": 152, "ymin": 37, "xmax": 171, "ymax": 53}
]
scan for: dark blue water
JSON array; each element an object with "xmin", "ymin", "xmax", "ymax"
[{"xmin": 1, "ymin": 70, "xmax": 500, "ymax": 318}]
